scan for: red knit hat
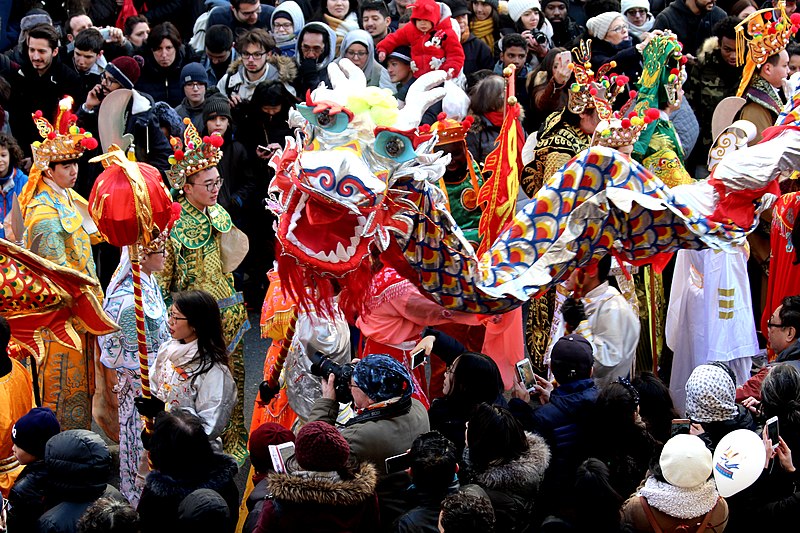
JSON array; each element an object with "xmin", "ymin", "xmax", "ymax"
[
  {"xmin": 249, "ymin": 422, "xmax": 295, "ymax": 473},
  {"xmin": 106, "ymin": 55, "xmax": 144, "ymax": 89},
  {"xmin": 410, "ymin": 0, "xmax": 441, "ymax": 24},
  {"xmin": 294, "ymin": 421, "xmax": 350, "ymax": 472}
]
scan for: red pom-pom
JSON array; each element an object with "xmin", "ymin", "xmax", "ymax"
[
  {"xmin": 209, "ymin": 134, "xmax": 224, "ymax": 147},
  {"xmin": 34, "ymin": 110, "xmax": 43, "ymax": 118},
  {"xmin": 589, "ymin": 87, "xmax": 598, "ymax": 96},
  {"xmin": 616, "ymin": 75, "xmax": 629, "ymax": 86},
  {"xmin": 47, "ymin": 132, "xmax": 57, "ymax": 140},
  {"xmin": 79, "ymin": 128, "xmax": 85, "ymax": 134},
  {"xmin": 170, "ymin": 202, "xmax": 182, "ymax": 224},
  {"xmin": 174, "ymin": 149, "xmax": 185, "ymax": 161},
  {"xmin": 202, "ymin": 136, "xmax": 211, "ymax": 144},
  {"xmin": 791, "ymin": 13, "xmax": 800, "ymax": 24},
  {"xmin": 419, "ymin": 124, "xmax": 431, "ymax": 133},
  {"xmin": 621, "ymin": 118, "xmax": 631, "ymax": 128},
  {"xmin": 69, "ymin": 114, "xmax": 78, "ymax": 123},
  {"xmin": 629, "ymin": 90, "xmax": 637, "ymax": 98},
  {"xmin": 463, "ymin": 115, "xmax": 475, "ymax": 127},
  {"xmin": 644, "ymin": 116, "xmax": 653, "ymax": 124},
  {"xmin": 645, "ymin": 108, "xmax": 661, "ymax": 120},
  {"xmin": 680, "ymin": 55, "xmax": 688, "ymax": 65},
  {"xmin": 764, "ymin": 11, "xmax": 772, "ymax": 20},
  {"xmin": 628, "ymin": 111, "xmax": 636, "ymax": 118},
  {"xmin": 80, "ymin": 137, "xmax": 98, "ymax": 150},
  {"xmin": 437, "ymin": 112, "xmax": 447, "ymax": 121}
]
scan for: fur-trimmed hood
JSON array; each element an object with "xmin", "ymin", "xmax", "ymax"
[
  {"xmin": 267, "ymin": 462, "xmax": 378, "ymax": 506},
  {"xmin": 465, "ymin": 433, "xmax": 550, "ymax": 495},
  {"xmin": 226, "ymin": 54, "xmax": 298, "ymax": 84},
  {"xmin": 143, "ymin": 452, "xmax": 238, "ymax": 501},
  {"xmin": 697, "ymin": 36, "xmax": 720, "ymax": 63}
]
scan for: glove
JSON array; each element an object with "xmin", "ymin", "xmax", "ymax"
[
  {"xmin": 134, "ymin": 395, "xmax": 165, "ymax": 418},
  {"xmin": 259, "ymin": 380, "xmax": 280, "ymax": 404}
]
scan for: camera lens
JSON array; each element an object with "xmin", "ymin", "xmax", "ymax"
[{"xmin": 535, "ymin": 33, "xmax": 548, "ymax": 44}]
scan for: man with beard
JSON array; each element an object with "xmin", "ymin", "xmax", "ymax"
[
  {"xmin": 653, "ymin": 0, "xmax": 726, "ymax": 56},
  {"xmin": 541, "ymin": 0, "xmax": 584, "ymax": 47}
]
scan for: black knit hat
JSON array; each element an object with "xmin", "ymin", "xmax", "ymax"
[
  {"xmin": 12, "ymin": 407, "xmax": 61, "ymax": 458},
  {"xmin": 202, "ymin": 94, "xmax": 232, "ymax": 124}
]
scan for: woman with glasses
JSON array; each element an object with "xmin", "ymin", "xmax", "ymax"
[
  {"xmin": 621, "ymin": 0, "xmax": 654, "ymax": 39},
  {"xmin": 99, "ymin": 241, "xmax": 171, "ymax": 507},
  {"xmin": 585, "ymin": 10, "xmax": 651, "ymax": 90},
  {"xmin": 336, "ymin": 29, "xmax": 395, "ymax": 92},
  {"xmin": 136, "ymin": 290, "xmax": 236, "ymax": 453},
  {"xmin": 271, "ymin": 1, "xmax": 305, "ymax": 57}
]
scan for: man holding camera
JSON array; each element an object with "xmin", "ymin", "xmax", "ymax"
[{"xmin": 308, "ymin": 354, "xmax": 429, "ymax": 530}]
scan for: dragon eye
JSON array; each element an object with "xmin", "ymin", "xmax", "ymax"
[
  {"xmin": 297, "ymin": 104, "xmax": 351, "ymax": 133},
  {"xmin": 374, "ymin": 130, "xmax": 417, "ymax": 162}
]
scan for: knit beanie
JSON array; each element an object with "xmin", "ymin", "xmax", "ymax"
[
  {"xmin": 294, "ymin": 421, "xmax": 350, "ymax": 471},
  {"xmin": 180, "ymin": 62, "xmax": 209, "ymax": 86},
  {"xmin": 507, "ymin": 0, "xmax": 542, "ymax": 22},
  {"xmin": 202, "ymin": 94, "xmax": 232, "ymax": 124},
  {"xmin": 660, "ymin": 434, "xmax": 713, "ymax": 489},
  {"xmin": 586, "ymin": 11, "xmax": 622, "ymax": 39},
  {"xmin": 685, "ymin": 364, "xmax": 738, "ymax": 423},
  {"xmin": 620, "ymin": 0, "xmax": 649, "ymax": 14},
  {"xmin": 152, "ymin": 101, "xmax": 185, "ymax": 137},
  {"xmin": 12, "ymin": 407, "xmax": 61, "ymax": 459},
  {"xmin": 249, "ymin": 422, "xmax": 296, "ymax": 473},
  {"xmin": 541, "ymin": 0, "xmax": 569, "ymax": 9},
  {"xmin": 352, "ymin": 353, "xmax": 413, "ymax": 402},
  {"xmin": 106, "ymin": 55, "xmax": 144, "ymax": 89}
]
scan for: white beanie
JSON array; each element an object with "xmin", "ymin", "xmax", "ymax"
[
  {"xmin": 621, "ymin": 0, "xmax": 650, "ymax": 14},
  {"xmin": 660, "ymin": 434, "xmax": 713, "ymax": 489},
  {"xmin": 586, "ymin": 11, "xmax": 623, "ymax": 39},
  {"xmin": 507, "ymin": 0, "xmax": 542, "ymax": 22}
]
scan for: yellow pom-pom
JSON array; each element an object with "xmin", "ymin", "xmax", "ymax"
[
  {"xmin": 183, "ymin": 117, "xmax": 191, "ymax": 124},
  {"xmin": 508, "ymin": 95, "xmax": 518, "ymax": 105},
  {"xmin": 84, "ymin": 132, "xmax": 92, "ymax": 138},
  {"xmin": 631, "ymin": 117, "xmax": 644, "ymax": 126},
  {"xmin": 33, "ymin": 141, "xmax": 41, "ymax": 148}
]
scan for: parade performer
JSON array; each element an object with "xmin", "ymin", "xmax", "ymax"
[
  {"xmin": 0, "ymin": 316, "xmax": 32, "ymax": 497},
  {"xmin": 158, "ymin": 119, "xmax": 251, "ymax": 464},
  {"xmin": 91, "ymin": 147, "xmax": 181, "ymax": 506},
  {"xmin": 18, "ymin": 96, "xmax": 105, "ymax": 430}
]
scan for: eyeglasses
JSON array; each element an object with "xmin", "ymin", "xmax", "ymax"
[
  {"xmin": 345, "ymin": 50, "xmax": 369, "ymax": 58},
  {"xmin": 188, "ymin": 178, "xmax": 224, "ymax": 191},
  {"xmin": 168, "ymin": 312, "xmax": 188, "ymax": 322},
  {"xmin": 238, "ymin": 4, "xmax": 262, "ymax": 16},
  {"xmin": 242, "ymin": 51, "xmax": 267, "ymax": 59},
  {"xmin": 101, "ymin": 73, "xmax": 120, "ymax": 85},
  {"xmin": 767, "ymin": 321, "xmax": 788, "ymax": 329},
  {"xmin": 272, "ymin": 22, "xmax": 294, "ymax": 30},
  {"xmin": 626, "ymin": 8, "xmax": 648, "ymax": 15},
  {"xmin": 184, "ymin": 81, "xmax": 205, "ymax": 89},
  {"xmin": 301, "ymin": 44, "xmax": 325, "ymax": 54},
  {"xmin": 609, "ymin": 24, "xmax": 628, "ymax": 33},
  {"xmin": 444, "ymin": 365, "xmax": 454, "ymax": 375}
]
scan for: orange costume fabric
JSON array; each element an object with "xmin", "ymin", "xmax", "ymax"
[{"xmin": 0, "ymin": 358, "xmax": 34, "ymax": 497}]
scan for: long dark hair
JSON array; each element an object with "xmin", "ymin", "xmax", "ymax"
[
  {"xmin": 632, "ymin": 372, "xmax": 680, "ymax": 444},
  {"xmin": 173, "ymin": 290, "xmax": 229, "ymax": 375},
  {"xmin": 761, "ymin": 363, "xmax": 800, "ymax": 428},
  {"xmin": 448, "ymin": 352, "xmax": 504, "ymax": 408},
  {"xmin": 467, "ymin": 403, "xmax": 529, "ymax": 471}
]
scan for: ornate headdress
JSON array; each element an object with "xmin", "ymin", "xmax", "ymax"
[
  {"xmin": 431, "ymin": 113, "xmax": 474, "ymax": 145},
  {"xmin": 568, "ymin": 39, "xmax": 632, "ymax": 119},
  {"xmin": 592, "ymin": 106, "xmax": 661, "ymax": 149},
  {"xmin": 735, "ymin": 0, "xmax": 800, "ymax": 97},
  {"xmin": 31, "ymin": 96, "xmax": 98, "ymax": 171},
  {"xmin": 166, "ymin": 118, "xmax": 224, "ymax": 190}
]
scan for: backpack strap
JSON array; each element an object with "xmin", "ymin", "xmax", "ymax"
[
  {"xmin": 695, "ymin": 497, "xmax": 720, "ymax": 533},
  {"xmin": 639, "ymin": 496, "xmax": 664, "ymax": 533}
]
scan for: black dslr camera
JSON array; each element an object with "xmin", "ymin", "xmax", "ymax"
[
  {"xmin": 308, "ymin": 351, "xmax": 356, "ymax": 404},
  {"xmin": 531, "ymin": 29, "xmax": 548, "ymax": 44}
]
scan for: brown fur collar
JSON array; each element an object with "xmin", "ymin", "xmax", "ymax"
[
  {"xmin": 226, "ymin": 54, "xmax": 298, "ymax": 84},
  {"xmin": 267, "ymin": 462, "xmax": 377, "ymax": 506}
]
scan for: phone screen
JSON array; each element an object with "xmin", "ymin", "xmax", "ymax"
[
  {"xmin": 516, "ymin": 359, "xmax": 537, "ymax": 391},
  {"xmin": 671, "ymin": 418, "xmax": 691, "ymax": 433},
  {"xmin": 411, "ymin": 349, "xmax": 426, "ymax": 369},
  {"xmin": 385, "ymin": 451, "xmax": 411, "ymax": 474},
  {"xmin": 767, "ymin": 416, "xmax": 780, "ymax": 448},
  {"xmin": 556, "ymin": 50, "xmax": 572, "ymax": 68}
]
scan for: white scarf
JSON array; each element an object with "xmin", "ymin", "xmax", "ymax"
[
  {"xmin": 638, "ymin": 476, "xmax": 719, "ymax": 519},
  {"xmin": 627, "ymin": 15, "xmax": 654, "ymax": 39}
]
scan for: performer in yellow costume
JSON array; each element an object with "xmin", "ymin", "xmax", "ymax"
[
  {"xmin": 18, "ymin": 97, "xmax": 102, "ymax": 431},
  {"xmin": 158, "ymin": 119, "xmax": 251, "ymax": 464}
]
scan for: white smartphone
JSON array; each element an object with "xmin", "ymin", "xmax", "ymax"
[
  {"xmin": 269, "ymin": 441, "xmax": 296, "ymax": 473},
  {"xmin": 410, "ymin": 348, "xmax": 426, "ymax": 370},
  {"xmin": 766, "ymin": 415, "xmax": 780, "ymax": 450},
  {"xmin": 515, "ymin": 358, "xmax": 537, "ymax": 392}
]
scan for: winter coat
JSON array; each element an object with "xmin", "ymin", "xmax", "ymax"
[
  {"xmin": 307, "ymin": 396, "xmax": 430, "ymax": 528},
  {"xmin": 175, "ymin": 97, "xmax": 205, "ymax": 132},
  {"xmin": 293, "ymin": 22, "xmax": 338, "ymax": 97},
  {"xmin": 6, "ymin": 459, "xmax": 47, "ymax": 532},
  {"xmin": 428, "ymin": 394, "xmax": 509, "ymax": 456},
  {"xmin": 376, "ymin": 13, "xmax": 465, "ymax": 77},
  {"xmin": 254, "ymin": 462, "xmax": 380, "ymax": 532},
  {"xmin": 0, "ymin": 167, "xmax": 27, "ymax": 239},
  {"xmin": 466, "ymin": 115, "xmax": 502, "ymax": 168},
  {"xmin": 462, "ymin": 34, "xmax": 495, "ymax": 77},
  {"xmin": 217, "ymin": 55, "xmax": 298, "ymax": 103},
  {"xmin": 215, "ymin": 134, "xmax": 257, "ymax": 222},
  {"xmin": 243, "ymin": 477, "xmax": 271, "ymax": 533},
  {"xmin": 737, "ymin": 343, "xmax": 800, "ymax": 401},
  {"xmin": 462, "ymin": 432, "xmax": 551, "ymax": 533},
  {"xmin": 38, "ymin": 430, "xmax": 124, "ymax": 533},
  {"xmin": 137, "ymin": 452, "xmax": 239, "ymax": 533},
  {"xmin": 589, "ymin": 36, "xmax": 642, "ymax": 86},
  {"xmin": 205, "ymin": 4, "xmax": 276, "ymax": 35},
  {"xmin": 136, "ymin": 45, "xmax": 199, "ymax": 108},
  {"xmin": 652, "ymin": 0, "xmax": 726, "ymax": 56},
  {"xmin": 622, "ymin": 491, "xmax": 729, "ymax": 532},
  {"xmin": 393, "ymin": 479, "xmax": 460, "ymax": 533}
]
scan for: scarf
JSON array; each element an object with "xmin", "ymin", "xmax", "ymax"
[
  {"xmin": 470, "ymin": 18, "xmax": 495, "ymax": 51},
  {"xmin": 638, "ymin": 476, "xmax": 719, "ymax": 520},
  {"xmin": 627, "ymin": 16, "xmax": 654, "ymax": 39},
  {"xmin": 346, "ymin": 394, "xmax": 412, "ymax": 425},
  {"xmin": 484, "ymin": 108, "xmax": 526, "ymax": 144},
  {"xmin": 744, "ymin": 74, "xmax": 786, "ymax": 117},
  {"xmin": 324, "ymin": 13, "xmax": 359, "ymax": 55}
]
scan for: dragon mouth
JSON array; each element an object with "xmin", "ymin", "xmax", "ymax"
[{"xmin": 281, "ymin": 192, "xmax": 370, "ymax": 272}]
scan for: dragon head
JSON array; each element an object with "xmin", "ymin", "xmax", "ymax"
[{"xmin": 268, "ymin": 60, "xmax": 449, "ymax": 308}]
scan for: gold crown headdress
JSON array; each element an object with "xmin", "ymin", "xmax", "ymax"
[
  {"xmin": 31, "ymin": 96, "xmax": 98, "ymax": 171},
  {"xmin": 431, "ymin": 113, "xmax": 475, "ymax": 145},
  {"xmin": 592, "ymin": 106, "xmax": 661, "ymax": 149},
  {"xmin": 568, "ymin": 39, "xmax": 632, "ymax": 120},
  {"xmin": 166, "ymin": 118, "xmax": 224, "ymax": 189},
  {"xmin": 735, "ymin": 0, "xmax": 800, "ymax": 96}
]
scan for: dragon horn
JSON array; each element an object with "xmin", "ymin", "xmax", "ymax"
[{"xmin": 395, "ymin": 70, "xmax": 448, "ymax": 130}]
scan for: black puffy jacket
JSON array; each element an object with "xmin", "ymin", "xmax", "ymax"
[{"xmin": 7, "ymin": 459, "xmax": 48, "ymax": 532}]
